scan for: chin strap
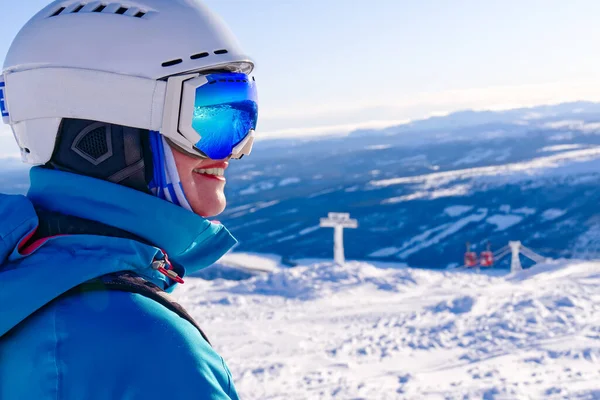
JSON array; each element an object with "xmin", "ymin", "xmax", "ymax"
[{"xmin": 148, "ymin": 131, "xmax": 193, "ymax": 212}]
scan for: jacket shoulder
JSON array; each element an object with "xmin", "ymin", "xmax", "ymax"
[
  {"xmin": 0, "ymin": 194, "xmax": 37, "ymax": 264},
  {"xmin": 1, "ymin": 288, "xmax": 238, "ymax": 400}
]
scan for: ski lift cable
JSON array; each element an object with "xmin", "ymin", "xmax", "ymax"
[
  {"xmin": 519, "ymin": 245, "xmax": 545, "ymax": 259},
  {"xmin": 494, "ymin": 248, "xmax": 510, "ymax": 258},
  {"xmin": 525, "ymin": 248, "xmax": 546, "ymax": 261},
  {"xmin": 520, "ymin": 244, "xmax": 543, "ymax": 253},
  {"xmin": 492, "ymin": 246, "xmax": 510, "ymax": 257},
  {"xmin": 520, "ymin": 246, "xmax": 545, "ymax": 260},
  {"xmin": 493, "ymin": 244, "xmax": 509, "ymax": 252},
  {"xmin": 519, "ymin": 247, "xmax": 543, "ymax": 259},
  {"xmin": 520, "ymin": 254, "xmax": 545, "ymax": 264},
  {"xmin": 494, "ymin": 249, "xmax": 512, "ymax": 260},
  {"xmin": 518, "ymin": 249, "xmax": 545, "ymax": 263}
]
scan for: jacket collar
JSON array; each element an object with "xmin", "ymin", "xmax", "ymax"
[{"xmin": 27, "ymin": 167, "xmax": 237, "ymax": 276}]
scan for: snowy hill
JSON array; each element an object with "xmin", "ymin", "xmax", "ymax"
[
  {"xmin": 176, "ymin": 255, "xmax": 600, "ymax": 399},
  {"xmin": 217, "ymin": 101, "xmax": 600, "ymax": 266}
]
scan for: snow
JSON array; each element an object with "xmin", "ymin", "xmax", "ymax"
[
  {"xmin": 240, "ymin": 181, "xmax": 276, "ymax": 195},
  {"xmin": 366, "ymin": 144, "xmax": 392, "ymax": 150},
  {"xmin": 444, "ymin": 205, "xmax": 473, "ymax": 217},
  {"xmin": 396, "ymin": 209, "xmax": 488, "ymax": 259},
  {"xmin": 539, "ymin": 144, "xmax": 585, "ymax": 153},
  {"xmin": 298, "ymin": 225, "xmax": 320, "ymax": 236},
  {"xmin": 369, "ymin": 247, "xmax": 402, "ymax": 257},
  {"xmin": 522, "ymin": 112, "xmax": 544, "ymax": 120},
  {"xmin": 542, "ymin": 208, "xmax": 567, "ymax": 221},
  {"xmin": 276, "ymin": 234, "xmax": 297, "ymax": 243},
  {"xmin": 513, "ymin": 207, "xmax": 536, "ymax": 216},
  {"xmin": 249, "ymin": 200, "xmax": 280, "ymax": 213},
  {"xmin": 572, "ymin": 225, "xmax": 600, "ymax": 259},
  {"xmin": 266, "ymin": 230, "xmax": 284, "ymax": 238},
  {"xmin": 215, "ymin": 252, "xmax": 282, "ymax": 273},
  {"xmin": 486, "ymin": 214, "xmax": 523, "ymax": 231},
  {"xmin": 175, "ymin": 256, "xmax": 600, "ymax": 399},
  {"xmin": 370, "ymin": 147, "xmax": 600, "ymax": 189},
  {"xmin": 494, "ymin": 148, "xmax": 511, "ymax": 162},
  {"xmin": 544, "ymin": 120, "xmax": 584, "ymax": 129},
  {"xmin": 382, "ymin": 184, "xmax": 471, "ymax": 204},
  {"xmin": 499, "ymin": 204, "xmax": 511, "ymax": 213},
  {"xmin": 544, "ymin": 120, "xmax": 600, "ymax": 133},
  {"xmin": 549, "ymin": 132, "xmax": 575, "ymax": 141},
  {"xmin": 279, "ymin": 177, "xmax": 300, "ymax": 186},
  {"xmin": 308, "ymin": 188, "xmax": 338, "ymax": 198},
  {"xmin": 453, "ymin": 148, "xmax": 496, "ymax": 166}
]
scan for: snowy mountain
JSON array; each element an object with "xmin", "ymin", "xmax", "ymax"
[
  {"xmin": 176, "ymin": 254, "xmax": 600, "ymax": 399},
  {"xmin": 219, "ymin": 101, "xmax": 600, "ymax": 268},
  {"xmin": 3, "ymin": 101, "xmax": 600, "ymax": 267}
]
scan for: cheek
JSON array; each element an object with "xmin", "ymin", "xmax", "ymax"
[
  {"xmin": 168, "ymin": 146, "xmax": 227, "ymax": 216},
  {"xmin": 171, "ymin": 151, "xmax": 196, "ymax": 184}
]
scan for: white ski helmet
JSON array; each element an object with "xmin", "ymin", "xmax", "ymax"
[{"xmin": 1, "ymin": 0, "xmax": 255, "ymax": 164}]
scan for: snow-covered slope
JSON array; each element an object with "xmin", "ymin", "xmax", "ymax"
[{"xmin": 175, "ymin": 255, "xmax": 600, "ymax": 399}]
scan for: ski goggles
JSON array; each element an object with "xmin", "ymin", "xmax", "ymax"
[{"xmin": 161, "ymin": 71, "xmax": 258, "ymax": 160}]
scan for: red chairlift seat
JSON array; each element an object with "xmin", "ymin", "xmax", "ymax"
[
  {"xmin": 480, "ymin": 251, "xmax": 494, "ymax": 267},
  {"xmin": 464, "ymin": 251, "xmax": 478, "ymax": 267}
]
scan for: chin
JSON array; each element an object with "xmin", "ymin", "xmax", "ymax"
[{"xmin": 190, "ymin": 196, "xmax": 226, "ymax": 218}]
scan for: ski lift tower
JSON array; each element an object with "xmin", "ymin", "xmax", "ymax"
[
  {"xmin": 320, "ymin": 212, "xmax": 358, "ymax": 265},
  {"xmin": 509, "ymin": 241, "xmax": 523, "ymax": 272}
]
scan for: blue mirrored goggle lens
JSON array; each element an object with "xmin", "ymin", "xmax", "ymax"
[{"xmin": 192, "ymin": 72, "xmax": 258, "ymax": 160}]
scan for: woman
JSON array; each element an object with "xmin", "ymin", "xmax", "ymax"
[{"xmin": 0, "ymin": 1, "xmax": 257, "ymax": 398}]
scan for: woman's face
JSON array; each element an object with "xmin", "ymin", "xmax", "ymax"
[{"xmin": 170, "ymin": 144, "xmax": 229, "ymax": 218}]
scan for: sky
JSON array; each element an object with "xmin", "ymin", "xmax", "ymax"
[{"xmin": 3, "ymin": 0, "xmax": 600, "ymax": 150}]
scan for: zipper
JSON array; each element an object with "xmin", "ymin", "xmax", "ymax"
[{"xmin": 152, "ymin": 251, "xmax": 185, "ymax": 284}]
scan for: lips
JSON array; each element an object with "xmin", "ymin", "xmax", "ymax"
[{"xmin": 197, "ymin": 161, "xmax": 229, "ymax": 170}]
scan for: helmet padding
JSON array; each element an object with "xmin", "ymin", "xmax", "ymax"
[{"xmin": 47, "ymin": 119, "xmax": 153, "ymax": 193}]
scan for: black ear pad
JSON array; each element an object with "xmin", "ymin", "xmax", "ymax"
[{"xmin": 48, "ymin": 118, "xmax": 154, "ymax": 193}]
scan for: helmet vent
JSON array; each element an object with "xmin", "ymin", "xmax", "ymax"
[
  {"xmin": 72, "ymin": 123, "xmax": 113, "ymax": 165},
  {"xmin": 48, "ymin": 3, "xmax": 148, "ymax": 18},
  {"xmin": 191, "ymin": 52, "xmax": 209, "ymax": 60},
  {"xmin": 162, "ymin": 59, "xmax": 183, "ymax": 68},
  {"xmin": 214, "ymin": 49, "xmax": 229, "ymax": 55},
  {"xmin": 51, "ymin": 7, "xmax": 66, "ymax": 17}
]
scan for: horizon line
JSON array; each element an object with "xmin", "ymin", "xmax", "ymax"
[{"xmin": 257, "ymin": 98, "xmax": 600, "ymax": 141}]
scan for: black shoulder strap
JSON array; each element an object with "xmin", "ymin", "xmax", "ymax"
[
  {"xmin": 26, "ymin": 210, "xmax": 206, "ymax": 342},
  {"xmin": 75, "ymin": 271, "xmax": 211, "ymax": 345}
]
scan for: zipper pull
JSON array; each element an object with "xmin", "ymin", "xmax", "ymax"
[{"xmin": 152, "ymin": 259, "xmax": 185, "ymax": 284}]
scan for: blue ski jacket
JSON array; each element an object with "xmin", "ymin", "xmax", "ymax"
[{"xmin": 0, "ymin": 167, "xmax": 240, "ymax": 399}]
